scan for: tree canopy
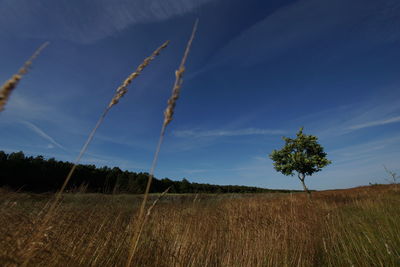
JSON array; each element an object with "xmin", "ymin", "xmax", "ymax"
[
  {"xmin": 269, "ymin": 127, "xmax": 331, "ymax": 194},
  {"xmin": 0, "ymin": 150, "xmax": 298, "ymax": 194}
]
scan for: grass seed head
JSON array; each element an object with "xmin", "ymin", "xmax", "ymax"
[
  {"xmin": 0, "ymin": 42, "xmax": 49, "ymax": 112},
  {"xmin": 108, "ymin": 40, "xmax": 170, "ymax": 109},
  {"xmin": 162, "ymin": 20, "xmax": 198, "ymax": 130}
]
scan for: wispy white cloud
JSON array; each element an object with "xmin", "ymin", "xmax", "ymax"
[
  {"xmin": 1, "ymin": 93, "xmax": 100, "ymax": 148},
  {"xmin": 21, "ymin": 120, "xmax": 67, "ymax": 151},
  {"xmin": 348, "ymin": 116, "xmax": 400, "ymax": 130},
  {"xmin": 173, "ymin": 128, "xmax": 286, "ymax": 138},
  {"xmin": 213, "ymin": 0, "xmax": 400, "ymax": 67},
  {"xmin": 0, "ymin": 0, "xmax": 211, "ymax": 43},
  {"xmin": 329, "ymin": 135, "xmax": 400, "ymax": 165},
  {"xmin": 3, "ymin": 93, "xmax": 87, "ymax": 133},
  {"xmin": 4, "ymin": 93, "xmax": 54, "ymax": 121},
  {"xmin": 289, "ymin": 94, "xmax": 400, "ymax": 139}
]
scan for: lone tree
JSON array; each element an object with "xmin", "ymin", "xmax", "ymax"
[{"xmin": 269, "ymin": 127, "xmax": 331, "ymax": 196}]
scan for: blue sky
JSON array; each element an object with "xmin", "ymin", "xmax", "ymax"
[{"xmin": 0, "ymin": 0, "xmax": 399, "ymax": 190}]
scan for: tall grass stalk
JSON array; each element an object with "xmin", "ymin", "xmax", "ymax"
[
  {"xmin": 0, "ymin": 42, "xmax": 49, "ymax": 112},
  {"xmin": 131, "ymin": 186, "xmax": 171, "ymax": 257},
  {"xmin": 20, "ymin": 41, "xmax": 169, "ymax": 267},
  {"xmin": 126, "ymin": 19, "xmax": 198, "ymax": 267},
  {"xmin": 55, "ymin": 40, "xmax": 169, "ymax": 204}
]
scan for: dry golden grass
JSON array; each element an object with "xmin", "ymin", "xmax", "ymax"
[
  {"xmin": 0, "ymin": 42, "xmax": 49, "ymax": 112},
  {"xmin": 15, "ymin": 41, "xmax": 170, "ymax": 267},
  {"xmin": 127, "ymin": 19, "xmax": 198, "ymax": 266},
  {"xmin": 0, "ymin": 19, "xmax": 196, "ymax": 266},
  {"xmin": 108, "ymin": 40, "xmax": 170, "ymax": 109},
  {"xmin": 60, "ymin": 40, "xmax": 170, "ymax": 201},
  {"xmin": 2, "ymin": 19, "xmax": 194, "ymax": 266},
  {"xmin": 1, "ymin": 185, "xmax": 399, "ymax": 266}
]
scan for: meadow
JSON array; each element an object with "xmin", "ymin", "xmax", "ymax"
[{"xmin": 1, "ymin": 184, "xmax": 399, "ymax": 266}]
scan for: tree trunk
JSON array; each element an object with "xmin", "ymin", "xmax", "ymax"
[{"xmin": 298, "ymin": 173, "xmax": 311, "ymax": 199}]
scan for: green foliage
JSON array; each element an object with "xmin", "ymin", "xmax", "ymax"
[{"xmin": 269, "ymin": 127, "xmax": 331, "ymax": 177}]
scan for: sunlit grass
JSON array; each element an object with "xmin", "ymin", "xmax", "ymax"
[{"xmin": 1, "ymin": 185, "xmax": 399, "ymax": 266}]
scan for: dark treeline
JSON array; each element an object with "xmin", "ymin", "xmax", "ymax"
[{"xmin": 0, "ymin": 151, "xmax": 296, "ymax": 194}]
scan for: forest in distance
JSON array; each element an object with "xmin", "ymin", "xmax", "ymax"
[{"xmin": 0, "ymin": 151, "xmax": 298, "ymax": 194}]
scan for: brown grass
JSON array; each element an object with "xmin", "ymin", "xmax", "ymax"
[
  {"xmin": 56, "ymin": 40, "xmax": 169, "ymax": 202},
  {"xmin": 1, "ymin": 19, "xmax": 195, "ymax": 266},
  {"xmin": 17, "ymin": 41, "xmax": 169, "ymax": 267},
  {"xmin": 1, "ymin": 185, "xmax": 399, "ymax": 266},
  {"xmin": 0, "ymin": 42, "xmax": 49, "ymax": 112},
  {"xmin": 126, "ymin": 19, "xmax": 199, "ymax": 266}
]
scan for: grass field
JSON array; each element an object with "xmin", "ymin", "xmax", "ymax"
[{"xmin": 1, "ymin": 184, "xmax": 399, "ymax": 266}]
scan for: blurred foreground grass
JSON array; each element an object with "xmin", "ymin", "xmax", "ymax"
[{"xmin": 0, "ymin": 185, "xmax": 399, "ymax": 266}]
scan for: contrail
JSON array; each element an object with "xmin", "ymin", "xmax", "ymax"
[{"xmin": 21, "ymin": 120, "xmax": 67, "ymax": 151}]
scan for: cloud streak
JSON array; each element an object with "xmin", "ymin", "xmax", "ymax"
[
  {"xmin": 0, "ymin": 0, "xmax": 211, "ymax": 43},
  {"xmin": 174, "ymin": 128, "xmax": 286, "ymax": 138},
  {"xmin": 213, "ymin": 0, "xmax": 400, "ymax": 67},
  {"xmin": 348, "ymin": 116, "xmax": 400, "ymax": 130},
  {"xmin": 21, "ymin": 120, "xmax": 67, "ymax": 151}
]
